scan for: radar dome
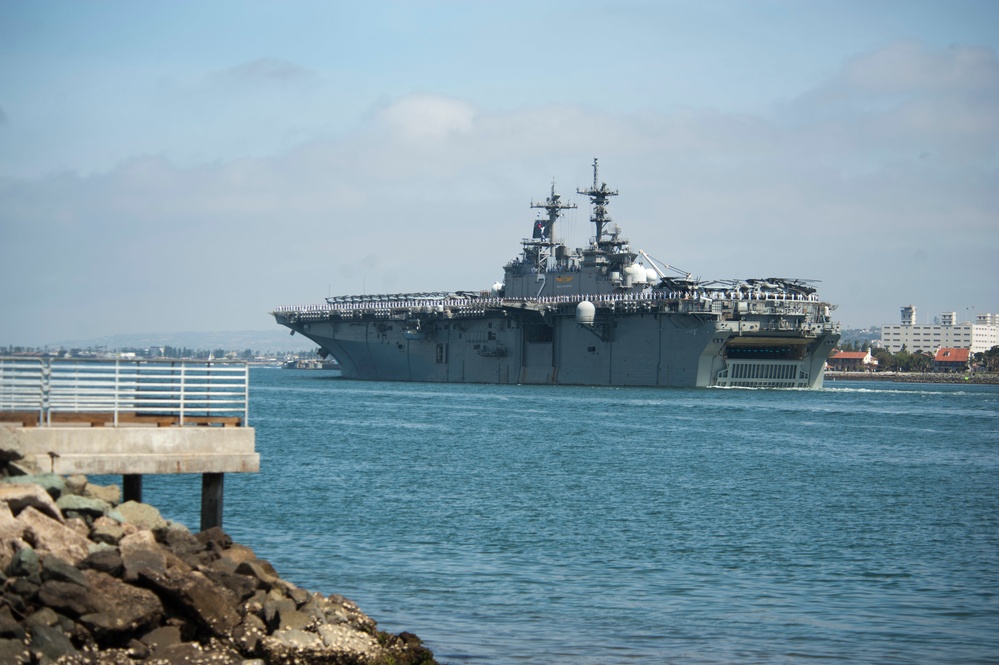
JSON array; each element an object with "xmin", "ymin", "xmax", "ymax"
[{"xmin": 576, "ymin": 301, "xmax": 596, "ymax": 325}]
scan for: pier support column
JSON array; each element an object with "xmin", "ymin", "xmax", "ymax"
[
  {"xmin": 123, "ymin": 474, "xmax": 143, "ymax": 503},
  {"xmin": 201, "ymin": 473, "xmax": 224, "ymax": 532}
]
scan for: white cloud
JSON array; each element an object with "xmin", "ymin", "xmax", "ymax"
[{"xmin": 373, "ymin": 93, "xmax": 476, "ymax": 142}]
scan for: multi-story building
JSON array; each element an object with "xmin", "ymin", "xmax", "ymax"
[{"xmin": 881, "ymin": 306, "xmax": 999, "ymax": 354}]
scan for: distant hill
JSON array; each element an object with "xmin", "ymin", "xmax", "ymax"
[{"xmin": 43, "ymin": 329, "xmax": 317, "ymax": 354}]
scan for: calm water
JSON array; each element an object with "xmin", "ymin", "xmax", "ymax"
[{"xmin": 129, "ymin": 370, "xmax": 998, "ymax": 664}]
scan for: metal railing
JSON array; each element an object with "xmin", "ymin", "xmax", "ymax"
[{"xmin": 0, "ymin": 357, "xmax": 249, "ymax": 427}]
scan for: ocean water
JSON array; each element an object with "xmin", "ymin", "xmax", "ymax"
[{"xmin": 129, "ymin": 370, "xmax": 998, "ymax": 664}]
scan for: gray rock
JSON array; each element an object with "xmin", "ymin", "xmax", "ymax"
[
  {"xmin": 90, "ymin": 519, "xmax": 125, "ymax": 545},
  {"xmin": 200, "ymin": 566, "xmax": 258, "ymax": 603},
  {"xmin": 7, "ymin": 546, "xmax": 41, "ymax": 582},
  {"xmin": 0, "ymin": 484, "xmax": 63, "ymax": 522},
  {"xmin": 79, "ymin": 548, "xmax": 124, "ymax": 577},
  {"xmin": 139, "ymin": 568, "xmax": 241, "ymax": 637},
  {"xmin": 231, "ymin": 613, "xmax": 266, "ymax": 654},
  {"xmin": 23, "ymin": 607, "xmax": 59, "ymax": 629},
  {"xmin": 16, "ymin": 506, "xmax": 90, "ymax": 565},
  {"xmin": 26, "ymin": 623, "xmax": 79, "ymax": 665},
  {"xmin": 36, "ymin": 580, "xmax": 95, "ymax": 617},
  {"xmin": 82, "ymin": 483, "xmax": 120, "ymax": 505},
  {"xmin": 40, "ymin": 554, "xmax": 88, "ymax": 588},
  {"xmin": 235, "ymin": 560, "xmax": 279, "ymax": 590},
  {"xmin": 0, "ymin": 605, "xmax": 26, "ymax": 640},
  {"xmin": 56, "ymin": 494, "xmax": 110, "ymax": 519},
  {"xmin": 0, "ymin": 637, "xmax": 29, "ymax": 665},
  {"xmin": 139, "ymin": 625, "xmax": 182, "ymax": 651},
  {"xmin": 78, "ymin": 569, "xmax": 164, "ymax": 640},
  {"xmin": 64, "ymin": 475, "xmax": 88, "ymax": 495},
  {"xmin": 116, "ymin": 501, "xmax": 167, "ymax": 533},
  {"xmin": 3, "ymin": 474, "xmax": 65, "ymax": 500},
  {"xmin": 119, "ymin": 531, "xmax": 163, "ymax": 577}
]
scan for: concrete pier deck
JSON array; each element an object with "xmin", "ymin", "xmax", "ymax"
[{"xmin": 0, "ymin": 357, "xmax": 258, "ymax": 530}]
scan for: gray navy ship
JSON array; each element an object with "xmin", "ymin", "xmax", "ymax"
[{"xmin": 273, "ymin": 160, "xmax": 840, "ymax": 388}]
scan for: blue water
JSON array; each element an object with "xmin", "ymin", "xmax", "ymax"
[{"xmin": 127, "ymin": 370, "xmax": 999, "ymax": 664}]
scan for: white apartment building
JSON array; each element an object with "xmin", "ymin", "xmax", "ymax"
[{"xmin": 881, "ymin": 306, "xmax": 999, "ymax": 354}]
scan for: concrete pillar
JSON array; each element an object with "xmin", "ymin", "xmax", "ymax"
[
  {"xmin": 123, "ymin": 474, "xmax": 143, "ymax": 503},
  {"xmin": 201, "ymin": 473, "xmax": 224, "ymax": 532}
]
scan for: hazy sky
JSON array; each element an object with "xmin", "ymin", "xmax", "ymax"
[{"xmin": 2, "ymin": 0, "xmax": 997, "ymax": 345}]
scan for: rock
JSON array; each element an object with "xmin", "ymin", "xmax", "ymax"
[
  {"xmin": 78, "ymin": 548, "xmax": 124, "ymax": 577},
  {"xmin": 317, "ymin": 622, "xmax": 382, "ymax": 654},
  {"xmin": 195, "ymin": 526, "xmax": 232, "ymax": 550},
  {"xmin": 23, "ymin": 607, "xmax": 60, "ymax": 629},
  {"xmin": 56, "ymin": 494, "xmax": 111, "ymax": 520},
  {"xmin": 7, "ymin": 545, "xmax": 41, "ymax": 582},
  {"xmin": 0, "ymin": 637, "xmax": 30, "ymax": 665},
  {"xmin": 235, "ymin": 559, "xmax": 279, "ymax": 590},
  {"xmin": 119, "ymin": 530, "xmax": 169, "ymax": 581},
  {"xmin": 64, "ymin": 475, "xmax": 88, "ymax": 495},
  {"xmin": 139, "ymin": 624, "xmax": 183, "ymax": 651},
  {"xmin": 231, "ymin": 613, "xmax": 266, "ymax": 654},
  {"xmin": 36, "ymin": 580, "xmax": 96, "ymax": 617},
  {"xmin": 82, "ymin": 482, "xmax": 120, "ymax": 505},
  {"xmin": 153, "ymin": 640, "xmax": 242, "ymax": 665},
  {"xmin": 90, "ymin": 516, "xmax": 126, "ymax": 545},
  {"xmin": 200, "ymin": 565, "xmax": 259, "ymax": 604},
  {"xmin": 0, "ymin": 605, "xmax": 26, "ymax": 639},
  {"xmin": 40, "ymin": 553, "xmax": 89, "ymax": 587},
  {"xmin": 3, "ymin": 473, "xmax": 65, "ymax": 500},
  {"xmin": 0, "ymin": 484, "xmax": 63, "ymax": 522},
  {"xmin": 139, "ymin": 568, "xmax": 241, "ymax": 637},
  {"xmin": 26, "ymin": 623, "xmax": 80, "ymax": 664},
  {"xmin": 64, "ymin": 517, "xmax": 90, "ymax": 539},
  {"xmin": 264, "ymin": 596, "xmax": 310, "ymax": 632},
  {"xmin": 16, "ymin": 506, "xmax": 91, "ymax": 565},
  {"xmin": 78, "ymin": 569, "xmax": 164, "ymax": 640},
  {"xmin": 116, "ymin": 501, "xmax": 168, "ymax": 533}
]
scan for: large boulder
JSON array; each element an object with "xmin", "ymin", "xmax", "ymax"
[
  {"xmin": 0, "ymin": 483, "xmax": 63, "ymax": 522},
  {"xmin": 15, "ymin": 507, "xmax": 90, "ymax": 565}
]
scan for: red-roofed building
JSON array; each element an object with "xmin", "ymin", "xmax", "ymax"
[
  {"xmin": 827, "ymin": 350, "xmax": 877, "ymax": 372},
  {"xmin": 933, "ymin": 347, "xmax": 971, "ymax": 373}
]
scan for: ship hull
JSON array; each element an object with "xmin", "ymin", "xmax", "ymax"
[{"xmin": 277, "ymin": 306, "xmax": 839, "ymax": 389}]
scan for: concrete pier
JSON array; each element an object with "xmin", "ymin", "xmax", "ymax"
[
  {"xmin": 0, "ymin": 357, "xmax": 258, "ymax": 530},
  {"xmin": 0, "ymin": 421, "xmax": 258, "ymax": 530}
]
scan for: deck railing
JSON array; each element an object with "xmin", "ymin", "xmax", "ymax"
[{"xmin": 0, "ymin": 357, "xmax": 249, "ymax": 427}]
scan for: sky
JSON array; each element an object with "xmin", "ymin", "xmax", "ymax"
[{"xmin": 1, "ymin": 0, "xmax": 997, "ymax": 346}]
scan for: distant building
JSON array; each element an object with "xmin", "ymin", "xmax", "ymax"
[
  {"xmin": 933, "ymin": 347, "xmax": 971, "ymax": 373},
  {"xmin": 881, "ymin": 306, "xmax": 999, "ymax": 354},
  {"xmin": 827, "ymin": 350, "xmax": 877, "ymax": 372}
]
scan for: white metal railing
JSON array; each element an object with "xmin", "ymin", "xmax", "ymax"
[{"xmin": 0, "ymin": 357, "xmax": 249, "ymax": 427}]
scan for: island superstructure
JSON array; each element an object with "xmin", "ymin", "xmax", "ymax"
[{"xmin": 273, "ymin": 160, "xmax": 840, "ymax": 388}]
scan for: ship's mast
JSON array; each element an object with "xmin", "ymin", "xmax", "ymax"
[
  {"xmin": 530, "ymin": 180, "xmax": 577, "ymax": 252},
  {"xmin": 577, "ymin": 158, "xmax": 618, "ymax": 245}
]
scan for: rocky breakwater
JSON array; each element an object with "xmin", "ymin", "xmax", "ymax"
[{"xmin": 0, "ymin": 475, "xmax": 438, "ymax": 665}]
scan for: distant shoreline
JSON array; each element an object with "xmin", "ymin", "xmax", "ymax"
[{"xmin": 825, "ymin": 372, "xmax": 999, "ymax": 385}]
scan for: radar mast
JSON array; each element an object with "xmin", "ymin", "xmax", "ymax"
[
  {"xmin": 577, "ymin": 158, "xmax": 618, "ymax": 245},
  {"xmin": 530, "ymin": 179, "xmax": 577, "ymax": 248}
]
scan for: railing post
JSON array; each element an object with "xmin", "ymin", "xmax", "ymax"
[
  {"xmin": 179, "ymin": 361, "xmax": 186, "ymax": 425},
  {"xmin": 243, "ymin": 363, "xmax": 249, "ymax": 426},
  {"xmin": 113, "ymin": 359, "xmax": 120, "ymax": 426},
  {"xmin": 41, "ymin": 358, "xmax": 51, "ymax": 426}
]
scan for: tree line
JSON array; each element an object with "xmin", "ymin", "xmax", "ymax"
[{"xmin": 836, "ymin": 341, "xmax": 999, "ymax": 373}]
